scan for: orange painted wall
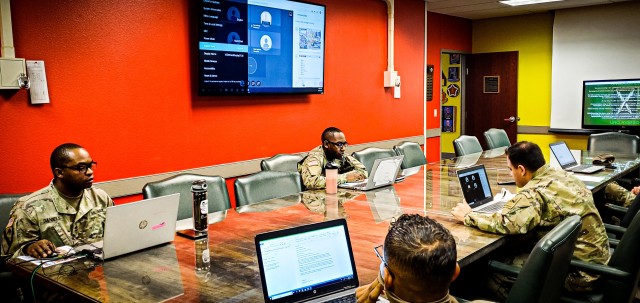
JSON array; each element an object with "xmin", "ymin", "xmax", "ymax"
[
  {"xmin": 425, "ymin": 12, "xmax": 472, "ymax": 162},
  {"xmin": 0, "ymin": 0, "xmax": 436, "ymax": 194}
]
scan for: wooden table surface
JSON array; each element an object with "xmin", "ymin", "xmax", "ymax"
[{"xmin": 8, "ymin": 148, "xmax": 639, "ymax": 303}]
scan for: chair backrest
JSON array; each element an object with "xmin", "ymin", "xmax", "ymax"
[
  {"xmin": 506, "ymin": 215, "xmax": 582, "ymax": 303},
  {"xmin": 587, "ymin": 132, "xmax": 640, "ymax": 154},
  {"xmin": 393, "ymin": 142, "xmax": 427, "ymax": 169},
  {"xmin": 621, "ymin": 194, "xmax": 640, "ymax": 228},
  {"xmin": 260, "ymin": 153, "xmax": 304, "ymax": 172},
  {"xmin": 142, "ymin": 174, "xmax": 231, "ymax": 222},
  {"xmin": 604, "ymin": 210, "xmax": 640, "ymax": 303},
  {"xmin": 0, "ymin": 194, "xmax": 26, "ymax": 254},
  {"xmin": 453, "ymin": 135, "xmax": 483, "ymax": 157},
  {"xmin": 352, "ymin": 147, "xmax": 397, "ymax": 174},
  {"xmin": 234, "ymin": 171, "xmax": 302, "ymax": 207},
  {"xmin": 483, "ymin": 128, "xmax": 511, "ymax": 150}
]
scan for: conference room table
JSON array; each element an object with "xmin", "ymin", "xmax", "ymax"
[{"xmin": 8, "ymin": 148, "xmax": 640, "ymax": 303}]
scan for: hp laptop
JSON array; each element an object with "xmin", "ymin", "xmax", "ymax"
[
  {"xmin": 76, "ymin": 193, "xmax": 180, "ymax": 260},
  {"xmin": 549, "ymin": 141, "xmax": 604, "ymax": 174},
  {"xmin": 255, "ymin": 219, "xmax": 359, "ymax": 303},
  {"xmin": 457, "ymin": 165, "xmax": 511, "ymax": 214},
  {"xmin": 338, "ymin": 155, "xmax": 404, "ymax": 191}
]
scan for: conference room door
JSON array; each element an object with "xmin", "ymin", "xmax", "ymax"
[{"xmin": 465, "ymin": 51, "xmax": 518, "ymax": 150}]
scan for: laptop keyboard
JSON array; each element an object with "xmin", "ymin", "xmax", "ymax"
[
  {"xmin": 572, "ymin": 165, "xmax": 595, "ymax": 172},
  {"xmin": 325, "ymin": 293, "xmax": 356, "ymax": 303},
  {"xmin": 478, "ymin": 201, "xmax": 507, "ymax": 213}
]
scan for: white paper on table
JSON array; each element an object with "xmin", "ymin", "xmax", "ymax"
[
  {"xmin": 574, "ymin": 175, "xmax": 605, "ymax": 183},
  {"xmin": 17, "ymin": 254, "xmax": 85, "ymax": 268}
]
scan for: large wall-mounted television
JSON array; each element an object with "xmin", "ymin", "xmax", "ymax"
[
  {"xmin": 197, "ymin": 0, "xmax": 326, "ymax": 95},
  {"xmin": 582, "ymin": 79, "xmax": 640, "ymax": 131}
]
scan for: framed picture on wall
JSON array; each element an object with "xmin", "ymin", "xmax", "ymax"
[
  {"xmin": 449, "ymin": 54, "xmax": 460, "ymax": 65},
  {"xmin": 442, "ymin": 106, "xmax": 456, "ymax": 132},
  {"xmin": 448, "ymin": 67, "xmax": 459, "ymax": 82}
]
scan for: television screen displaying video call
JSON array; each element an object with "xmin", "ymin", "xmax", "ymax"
[
  {"xmin": 582, "ymin": 79, "xmax": 640, "ymax": 130},
  {"xmin": 197, "ymin": 0, "xmax": 325, "ymax": 95}
]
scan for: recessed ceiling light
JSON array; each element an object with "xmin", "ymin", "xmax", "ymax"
[{"xmin": 499, "ymin": 0, "xmax": 564, "ymax": 6}]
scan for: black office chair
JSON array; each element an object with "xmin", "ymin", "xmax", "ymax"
[
  {"xmin": 142, "ymin": 174, "xmax": 231, "ymax": 227},
  {"xmin": 588, "ymin": 132, "xmax": 640, "ymax": 188},
  {"xmin": 0, "ymin": 193, "xmax": 27, "ymax": 303},
  {"xmin": 352, "ymin": 147, "xmax": 396, "ymax": 174},
  {"xmin": 587, "ymin": 132, "xmax": 640, "ymax": 154},
  {"xmin": 234, "ymin": 171, "xmax": 302, "ymax": 208},
  {"xmin": 393, "ymin": 142, "xmax": 427, "ymax": 169},
  {"xmin": 260, "ymin": 153, "xmax": 305, "ymax": 172},
  {"xmin": 483, "ymin": 128, "xmax": 511, "ymax": 150},
  {"xmin": 453, "ymin": 135, "xmax": 483, "ymax": 157},
  {"xmin": 483, "ymin": 215, "xmax": 582, "ymax": 303},
  {"xmin": 561, "ymin": 210, "xmax": 640, "ymax": 303},
  {"xmin": 602, "ymin": 194, "xmax": 640, "ymax": 244}
]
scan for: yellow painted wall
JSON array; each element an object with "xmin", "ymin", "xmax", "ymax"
[
  {"xmin": 440, "ymin": 53, "xmax": 462, "ymax": 153},
  {"xmin": 472, "ymin": 13, "xmax": 588, "ymax": 151}
]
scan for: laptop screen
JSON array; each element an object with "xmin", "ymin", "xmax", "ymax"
[
  {"xmin": 549, "ymin": 142, "xmax": 578, "ymax": 168},
  {"xmin": 457, "ymin": 165, "xmax": 493, "ymax": 207},
  {"xmin": 255, "ymin": 219, "xmax": 358, "ymax": 303}
]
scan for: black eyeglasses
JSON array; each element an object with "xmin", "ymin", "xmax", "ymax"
[
  {"xmin": 60, "ymin": 161, "xmax": 97, "ymax": 174},
  {"xmin": 326, "ymin": 140, "xmax": 349, "ymax": 148},
  {"xmin": 374, "ymin": 245, "xmax": 394, "ymax": 278}
]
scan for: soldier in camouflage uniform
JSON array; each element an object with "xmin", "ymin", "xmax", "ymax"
[
  {"xmin": 2, "ymin": 143, "xmax": 113, "ymax": 259},
  {"xmin": 298, "ymin": 127, "xmax": 367, "ymax": 190},
  {"xmin": 452, "ymin": 141, "xmax": 610, "ymax": 298}
]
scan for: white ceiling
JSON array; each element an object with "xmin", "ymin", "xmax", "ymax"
[{"xmin": 426, "ymin": 0, "xmax": 632, "ymax": 20}]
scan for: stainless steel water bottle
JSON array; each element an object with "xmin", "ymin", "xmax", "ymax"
[{"xmin": 191, "ymin": 180, "xmax": 208, "ymax": 232}]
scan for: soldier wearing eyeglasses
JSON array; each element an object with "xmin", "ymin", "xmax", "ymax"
[
  {"xmin": 2, "ymin": 143, "xmax": 114, "ymax": 258},
  {"xmin": 298, "ymin": 127, "xmax": 368, "ymax": 190}
]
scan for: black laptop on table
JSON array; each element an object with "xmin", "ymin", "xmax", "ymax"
[
  {"xmin": 255, "ymin": 219, "xmax": 358, "ymax": 303},
  {"xmin": 457, "ymin": 164, "xmax": 511, "ymax": 214},
  {"xmin": 549, "ymin": 141, "xmax": 605, "ymax": 174}
]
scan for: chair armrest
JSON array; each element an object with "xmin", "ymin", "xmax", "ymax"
[
  {"xmin": 604, "ymin": 223, "xmax": 627, "ymax": 238},
  {"xmin": 487, "ymin": 260, "xmax": 521, "ymax": 277},
  {"xmin": 569, "ymin": 260, "xmax": 632, "ymax": 281},
  {"xmin": 609, "ymin": 238, "xmax": 619, "ymax": 248},
  {"xmin": 605, "ymin": 203, "xmax": 628, "ymax": 217}
]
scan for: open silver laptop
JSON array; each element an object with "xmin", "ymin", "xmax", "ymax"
[
  {"xmin": 338, "ymin": 155, "xmax": 404, "ymax": 191},
  {"xmin": 77, "ymin": 193, "xmax": 180, "ymax": 260},
  {"xmin": 255, "ymin": 219, "xmax": 358, "ymax": 303},
  {"xmin": 549, "ymin": 141, "xmax": 604, "ymax": 174},
  {"xmin": 457, "ymin": 165, "xmax": 509, "ymax": 214}
]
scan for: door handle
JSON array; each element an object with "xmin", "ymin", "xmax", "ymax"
[{"xmin": 504, "ymin": 116, "xmax": 520, "ymax": 123}]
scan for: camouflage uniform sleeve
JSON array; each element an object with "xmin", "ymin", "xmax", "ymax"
[
  {"xmin": 604, "ymin": 182, "xmax": 635, "ymax": 208},
  {"xmin": 337, "ymin": 155, "xmax": 368, "ymax": 184},
  {"xmin": 298, "ymin": 154, "xmax": 326, "ymax": 190},
  {"xmin": 2, "ymin": 203, "xmax": 40, "ymax": 258},
  {"xmin": 464, "ymin": 191, "xmax": 542, "ymax": 235}
]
